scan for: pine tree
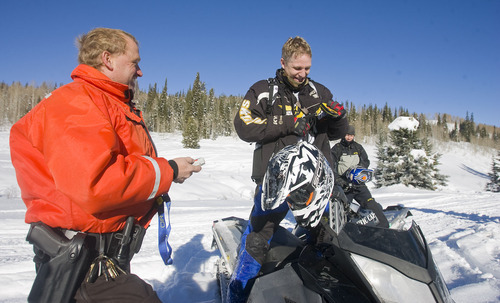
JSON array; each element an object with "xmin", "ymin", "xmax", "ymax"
[
  {"xmin": 382, "ymin": 102, "xmax": 392, "ymax": 123},
  {"xmin": 485, "ymin": 151, "xmax": 500, "ymax": 192},
  {"xmin": 374, "ymin": 133, "xmax": 399, "ymax": 187},
  {"xmin": 449, "ymin": 122, "xmax": 459, "ymax": 142},
  {"xmin": 182, "ymin": 73, "xmax": 206, "ymax": 149},
  {"xmin": 182, "ymin": 116, "xmax": 200, "ymax": 149},
  {"xmin": 375, "ymin": 117, "xmax": 448, "ymax": 190},
  {"xmin": 144, "ymin": 84, "xmax": 159, "ymax": 131}
]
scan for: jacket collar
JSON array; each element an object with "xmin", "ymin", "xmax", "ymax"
[
  {"xmin": 275, "ymin": 68, "xmax": 309, "ymax": 93},
  {"xmin": 341, "ymin": 138, "xmax": 354, "ymax": 147},
  {"xmin": 71, "ymin": 64, "xmax": 133, "ymax": 103}
]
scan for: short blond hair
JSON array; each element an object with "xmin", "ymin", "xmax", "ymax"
[
  {"xmin": 77, "ymin": 28, "xmax": 138, "ymax": 68},
  {"xmin": 281, "ymin": 36, "xmax": 312, "ymax": 63}
]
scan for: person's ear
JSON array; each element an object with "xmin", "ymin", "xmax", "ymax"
[{"xmin": 101, "ymin": 51, "xmax": 113, "ymax": 71}]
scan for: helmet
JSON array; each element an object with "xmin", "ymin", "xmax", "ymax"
[
  {"xmin": 346, "ymin": 167, "xmax": 374, "ymax": 185},
  {"xmin": 261, "ymin": 141, "xmax": 334, "ymax": 228}
]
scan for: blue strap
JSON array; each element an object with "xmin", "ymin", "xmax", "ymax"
[{"xmin": 157, "ymin": 194, "xmax": 173, "ymax": 265}]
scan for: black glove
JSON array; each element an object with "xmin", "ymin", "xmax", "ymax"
[
  {"xmin": 293, "ymin": 114, "xmax": 315, "ymax": 137},
  {"xmin": 320, "ymin": 101, "xmax": 346, "ymax": 119},
  {"xmin": 331, "ymin": 184, "xmax": 348, "ymax": 206},
  {"xmin": 335, "ymin": 178, "xmax": 348, "ymax": 189}
]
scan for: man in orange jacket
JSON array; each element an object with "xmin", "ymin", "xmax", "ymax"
[{"xmin": 10, "ymin": 28, "xmax": 201, "ymax": 302}]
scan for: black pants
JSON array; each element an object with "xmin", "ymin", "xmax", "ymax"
[{"xmin": 345, "ymin": 185, "xmax": 389, "ymax": 228}]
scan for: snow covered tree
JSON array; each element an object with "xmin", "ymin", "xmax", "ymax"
[
  {"xmin": 182, "ymin": 116, "xmax": 200, "ymax": 149},
  {"xmin": 375, "ymin": 116, "xmax": 448, "ymax": 190},
  {"xmin": 485, "ymin": 151, "xmax": 500, "ymax": 192}
]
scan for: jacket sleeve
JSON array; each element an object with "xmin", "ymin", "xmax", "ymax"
[
  {"xmin": 234, "ymin": 80, "xmax": 294, "ymax": 144},
  {"xmin": 31, "ymin": 93, "xmax": 173, "ymax": 215},
  {"xmin": 357, "ymin": 143, "xmax": 371, "ymax": 168},
  {"xmin": 330, "ymin": 143, "xmax": 346, "ymax": 185}
]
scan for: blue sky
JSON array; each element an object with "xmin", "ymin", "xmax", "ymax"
[{"xmin": 1, "ymin": 0, "xmax": 498, "ymax": 126}]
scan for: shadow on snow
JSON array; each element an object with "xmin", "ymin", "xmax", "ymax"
[
  {"xmin": 149, "ymin": 233, "xmax": 220, "ymax": 303},
  {"xmin": 460, "ymin": 164, "xmax": 490, "ymax": 179}
]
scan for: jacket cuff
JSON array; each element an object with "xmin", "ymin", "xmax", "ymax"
[{"xmin": 168, "ymin": 160, "xmax": 178, "ymax": 180}]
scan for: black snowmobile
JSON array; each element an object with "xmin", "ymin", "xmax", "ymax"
[{"xmin": 212, "ymin": 198, "xmax": 455, "ymax": 303}]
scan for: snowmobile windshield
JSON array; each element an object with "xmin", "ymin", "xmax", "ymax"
[{"xmin": 340, "ymin": 222, "xmax": 427, "ymax": 268}]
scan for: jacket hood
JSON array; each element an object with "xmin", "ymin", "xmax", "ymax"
[{"xmin": 71, "ymin": 64, "xmax": 133, "ymax": 102}]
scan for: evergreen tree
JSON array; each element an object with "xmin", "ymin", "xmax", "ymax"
[
  {"xmin": 374, "ymin": 132, "xmax": 399, "ymax": 187},
  {"xmin": 459, "ymin": 111, "xmax": 476, "ymax": 142},
  {"xmin": 157, "ymin": 78, "xmax": 171, "ymax": 133},
  {"xmin": 206, "ymin": 88, "xmax": 216, "ymax": 139},
  {"xmin": 382, "ymin": 102, "xmax": 392, "ymax": 123},
  {"xmin": 375, "ymin": 117, "xmax": 448, "ymax": 190},
  {"xmin": 182, "ymin": 73, "xmax": 206, "ymax": 148},
  {"xmin": 182, "ymin": 116, "xmax": 200, "ymax": 149},
  {"xmin": 449, "ymin": 122, "xmax": 459, "ymax": 142},
  {"xmin": 485, "ymin": 151, "xmax": 500, "ymax": 192},
  {"xmin": 493, "ymin": 127, "xmax": 499, "ymax": 143},
  {"xmin": 144, "ymin": 83, "xmax": 159, "ymax": 131}
]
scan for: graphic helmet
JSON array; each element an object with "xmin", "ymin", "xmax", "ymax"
[
  {"xmin": 346, "ymin": 167, "xmax": 374, "ymax": 185},
  {"xmin": 261, "ymin": 141, "xmax": 334, "ymax": 228}
]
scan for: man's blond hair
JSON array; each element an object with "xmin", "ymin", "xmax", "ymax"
[
  {"xmin": 77, "ymin": 28, "xmax": 138, "ymax": 68},
  {"xmin": 281, "ymin": 36, "xmax": 312, "ymax": 63}
]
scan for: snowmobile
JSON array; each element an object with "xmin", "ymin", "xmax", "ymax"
[
  {"xmin": 212, "ymin": 141, "xmax": 454, "ymax": 303},
  {"xmin": 213, "ymin": 200, "xmax": 454, "ymax": 303}
]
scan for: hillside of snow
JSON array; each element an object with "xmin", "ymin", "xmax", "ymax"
[{"xmin": 0, "ymin": 130, "xmax": 498, "ymax": 302}]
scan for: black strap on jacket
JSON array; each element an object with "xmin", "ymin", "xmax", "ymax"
[
  {"xmin": 266, "ymin": 78, "xmax": 289, "ymax": 116},
  {"xmin": 266, "ymin": 78, "xmax": 277, "ymax": 115}
]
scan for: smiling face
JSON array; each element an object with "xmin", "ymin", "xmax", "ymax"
[
  {"xmin": 281, "ymin": 53, "xmax": 311, "ymax": 86},
  {"xmin": 107, "ymin": 36, "xmax": 143, "ymax": 90}
]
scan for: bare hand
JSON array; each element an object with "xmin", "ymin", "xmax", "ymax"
[{"xmin": 172, "ymin": 157, "xmax": 202, "ymax": 183}]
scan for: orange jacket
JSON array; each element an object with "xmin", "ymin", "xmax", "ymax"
[{"xmin": 10, "ymin": 64, "xmax": 175, "ymax": 233}]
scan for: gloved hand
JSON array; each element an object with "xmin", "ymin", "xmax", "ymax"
[
  {"xmin": 334, "ymin": 178, "xmax": 349, "ymax": 189},
  {"xmin": 293, "ymin": 114, "xmax": 314, "ymax": 137},
  {"xmin": 320, "ymin": 101, "xmax": 346, "ymax": 119},
  {"xmin": 331, "ymin": 184, "xmax": 348, "ymax": 207}
]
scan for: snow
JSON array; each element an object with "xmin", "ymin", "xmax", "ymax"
[
  {"xmin": 1, "ymin": 130, "xmax": 499, "ymax": 303},
  {"xmin": 410, "ymin": 149, "xmax": 427, "ymax": 159},
  {"xmin": 388, "ymin": 116, "xmax": 420, "ymax": 131}
]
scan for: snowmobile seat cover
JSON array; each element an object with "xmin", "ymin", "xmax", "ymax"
[{"xmin": 261, "ymin": 141, "xmax": 334, "ymax": 228}]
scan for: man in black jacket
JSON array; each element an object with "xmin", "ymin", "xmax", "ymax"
[
  {"xmin": 331, "ymin": 125, "xmax": 389, "ymax": 228},
  {"xmin": 230, "ymin": 36, "xmax": 348, "ymax": 302}
]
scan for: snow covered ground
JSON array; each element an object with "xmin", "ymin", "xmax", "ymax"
[{"xmin": 0, "ymin": 130, "xmax": 498, "ymax": 302}]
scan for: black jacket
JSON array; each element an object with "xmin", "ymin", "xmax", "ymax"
[
  {"xmin": 331, "ymin": 138, "xmax": 370, "ymax": 185},
  {"xmin": 234, "ymin": 69, "xmax": 348, "ymax": 183}
]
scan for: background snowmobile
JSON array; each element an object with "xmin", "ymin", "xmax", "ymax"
[{"xmin": 212, "ymin": 142, "xmax": 454, "ymax": 303}]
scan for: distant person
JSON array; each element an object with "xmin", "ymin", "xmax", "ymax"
[
  {"xmin": 10, "ymin": 27, "xmax": 201, "ymax": 302},
  {"xmin": 230, "ymin": 36, "xmax": 348, "ymax": 302},
  {"xmin": 331, "ymin": 125, "xmax": 389, "ymax": 227}
]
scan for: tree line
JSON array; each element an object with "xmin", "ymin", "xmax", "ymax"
[
  {"xmin": 1, "ymin": 75, "xmax": 498, "ymax": 149},
  {"xmin": 343, "ymin": 101, "xmax": 498, "ymax": 148}
]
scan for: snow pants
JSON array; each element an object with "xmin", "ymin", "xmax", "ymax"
[
  {"xmin": 227, "ymin": 185, "xmax": 288, "ymax": 303},
  {"xmin": 345, "ymin": 185, "xmax": 389, "ymax": 228}
]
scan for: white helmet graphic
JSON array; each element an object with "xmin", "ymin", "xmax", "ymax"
[{"xmin": 261, "ymin": 141, "xmax": 334, "ymax": 228}]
